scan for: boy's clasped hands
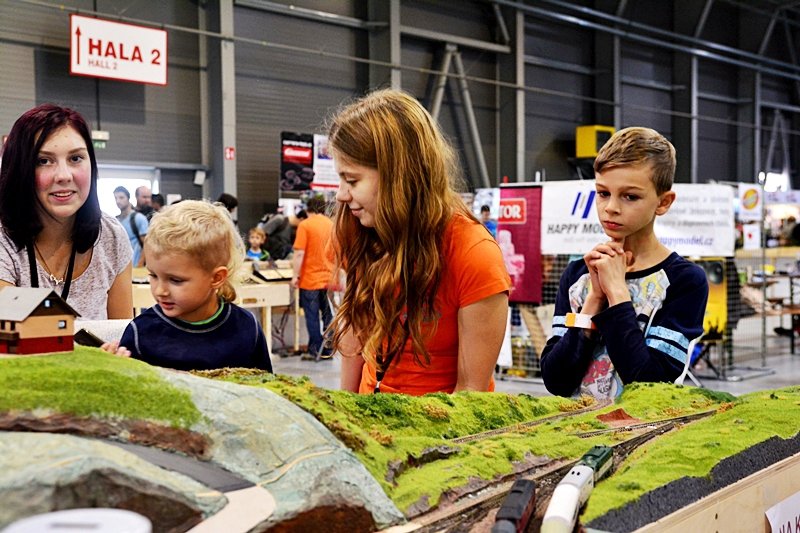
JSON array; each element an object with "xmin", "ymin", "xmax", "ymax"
[{"xmin": 583, "ymin": 238, "xmax": 634, "ymax": 310}]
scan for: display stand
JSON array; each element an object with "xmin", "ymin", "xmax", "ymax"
[
  {"xmin": 635, "ymin": 451, "xmax": 800, "ymax": 532},
  {"xmin": 692, "ymin": 337, "xmax": 775, "ymax": 383}
]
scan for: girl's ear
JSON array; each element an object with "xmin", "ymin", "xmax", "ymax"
[
  {"xmin": 210, "ymin": 266, "xmax": 229, "ymax": 289},
  {"xmin": 655, "ymin": 190, "xmax": 676, "ymax": 216}
]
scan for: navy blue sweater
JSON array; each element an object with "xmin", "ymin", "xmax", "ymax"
[
  {"xmin": 540, "ymin": 252, "xmax": 708, "ymax": 399},
  {"xmin": 121, "ymin": 302, "xmax": 272, "ymax": 372}
]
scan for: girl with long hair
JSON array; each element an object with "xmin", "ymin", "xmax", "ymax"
[
  {"xmin": 329, "ymin": 89, "xmax": 511, "ymax": 395},
  {"xmin": 0, "ymin": 104, "xmax": 132, "ymax": 319}
]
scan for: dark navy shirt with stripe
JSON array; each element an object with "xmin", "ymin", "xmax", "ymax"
[
  {"xmin": 121, "ymin": 303, "xmax": 272, "ymax": 372},
  {"xmin": 540, "ymin": 252, "xmax": 708, "ymax": 399}
]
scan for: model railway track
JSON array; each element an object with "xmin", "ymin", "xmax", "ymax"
[
  {"xmin": 412, "ymin": 409, "xmax": 714, "ymax": 532},
  {"xmin": 449, "ymin": 399, "xmax": 613, "ymax": 444},
  {"xmin": 411, "ymin": 460, "xmax": 575, "ymax": 533},
  {"xmin": 575, "ymin": 409, "xmax": 717, "ymax": 438},
  {"xmin": 413, "ymin": 427, "xmax": 663, "ymax": 533}
]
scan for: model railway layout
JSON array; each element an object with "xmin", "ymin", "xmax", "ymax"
[
  {"xmin": 413, "ymin": 409, "xmax": 713, "ymax": 533},
  {"xmin": 574, "ymin": 409, "xmax": 717, "ymax": 438},
  {"xmin": 450, "ymin": 398, "xmax": 613, "ymax": 444},
  {"xmin": 541, "ymin": 446, "xmax": 613, "ymax": 532}
]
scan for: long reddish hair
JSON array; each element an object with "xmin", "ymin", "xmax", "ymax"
[{"xmin": 328, "ymin": 89, "xmax": 474, "ymax": 369}]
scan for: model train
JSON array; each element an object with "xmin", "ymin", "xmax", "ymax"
[
  {"xmin": 541, "ymin": 445, "xmax": 613, "ymax": 533},
  {"xmin": 491, "ymin": 479, "xmax": 537, "ymax": 533}
]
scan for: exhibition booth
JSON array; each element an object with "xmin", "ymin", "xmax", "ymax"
[{"xmin": 477, "ymin": 180, "xmax": 798, "ymax": 385}]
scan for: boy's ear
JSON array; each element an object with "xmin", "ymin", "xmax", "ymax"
[
  {"xmin": 655, "ymin": 190, "xmax": 676, "ymax": 215},
  {"xmin": 210, "ymin": 266, "xmax": 229, "ymax": 289}
]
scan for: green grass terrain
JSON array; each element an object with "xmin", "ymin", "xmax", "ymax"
[
  {"xmin": 0, "ymin": 347, "xmax": 201, "ymax": 427},
  {"xmin": 3, "ymin": 351, "xmax": 788, "ymax": 521},
  {"xmin": 202, "ymin": 373, "xmax": 737, "ymax": 513},
  {"xmin": 584, "ymin": 385, "xmax": 800, "ymax": 521}
]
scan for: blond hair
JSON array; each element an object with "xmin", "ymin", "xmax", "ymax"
[
  {"xmin": 327, "ymin": 88, "xmax": 474, "ymax": 369},
  {"xmin": 594, "ymin": 126, "xmax": 676, "ymax": 194},
  {"xmin": 146, "ymin": 200, "xmax": 245, "ymax": 302},
  {"xmin": 248, "ymin": 226, "xmax": 266, "ymax": 241}
]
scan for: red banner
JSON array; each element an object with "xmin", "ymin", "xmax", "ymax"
[{"xmin": 498, "ymin": 185, "xmax": 542, "ymax": 303}]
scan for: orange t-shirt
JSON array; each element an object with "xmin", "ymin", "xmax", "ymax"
[
  {"xmin": 358, "ymin": 214, "xmax": 511, "ymax": 396},
  {"xmin": 294, "ymin": 214, "xmax": 335, "ymax": 290}
]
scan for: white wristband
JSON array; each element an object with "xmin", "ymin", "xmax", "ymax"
[{"xmin": 566, "ymin": 312, "xmax": 596, "ymax": 330}]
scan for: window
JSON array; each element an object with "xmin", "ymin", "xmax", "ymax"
[
  {"xmin": 58, "ymin": 320, "xmax": 67, "ymax": 329},
  {"xmin": 44, "ymin": 299, "xmax": 52, "ymax": 308},
  {"xmin": 97, "ymin": 165, "xmax": 158, "ymax": 217}
]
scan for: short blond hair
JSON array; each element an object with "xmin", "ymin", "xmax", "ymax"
[
  {"xmin": 248, "ymin": 226, "xmax": 266, "ymax": 241},
  {"xmin": 594, "ymin": 127, "xmax": 676, "ymax": 194},
  {"xmin": 146, "ymin": 200, "xmax": 245, "ymax": 302}
]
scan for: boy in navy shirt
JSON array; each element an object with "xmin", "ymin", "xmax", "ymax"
[
  {"xmin": 104, "ymin": 201, "xmax": 271, "ymax": 372},
  {"xmin": 541, "ymin": 127, "xmax": 708, "ymax": 399}
]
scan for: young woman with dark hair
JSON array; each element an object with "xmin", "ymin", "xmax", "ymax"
[{"xmin": 0, "ymin": 104, "xmax": 132, "ymax": 319}]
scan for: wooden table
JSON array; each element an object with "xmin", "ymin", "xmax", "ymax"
[
  {"xmin": 132, "ymin": 282, "xmax": 291, "ymax": 353},
  {"xmin": 748, "ymin": 274, "xmax": 800, "ymax": 354}
]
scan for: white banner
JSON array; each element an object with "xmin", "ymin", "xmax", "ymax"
[
  {"xmin": 540, "ymin": 181, "xmax": 735, "ymax": 257},
  {"xmin": 540, "ymin": 181, "xmax": 604, "ymax": 255},
  {"xmin": 738, "ymin": 183, "xmax": 763, "ymax": 222},
  {"xmin": 312, "ymin": 134, "xmax": 338, "ymax": 189},
  {"xmin": 70, "ymin": 15, "xmax": 167, "ymax": 86},
  {"xmin": 658, "ymin": 184, "xmax": 735, "ymax": 256},
  {"xmin": 765, "ymin": 189, "xmax": 800, "ymax": 204},
  {"xmin": 742, "ymin": 222, "xmax": 761, "ymax": 250}
]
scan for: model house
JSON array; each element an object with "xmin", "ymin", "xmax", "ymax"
[{"xmin": 0, "ymin": 287, "xmax": 79, "ymax": 355}]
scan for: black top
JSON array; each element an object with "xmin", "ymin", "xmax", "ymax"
[
  {"xmin": 541, "ymin": 252, "xmax": 708, "ymax": 399},
  {"xmin": 121, "ymin": 302, "xmax": 272, "ymax": 372}
]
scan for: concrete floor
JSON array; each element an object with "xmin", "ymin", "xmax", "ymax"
[{"xmin": 271, "ymin": 344, "xmax": 800, "ymax": 397}]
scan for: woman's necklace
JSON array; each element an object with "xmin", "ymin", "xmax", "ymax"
[{"xmin": 33, "ymin": 241, "xmax": 68, "ymax": 286}]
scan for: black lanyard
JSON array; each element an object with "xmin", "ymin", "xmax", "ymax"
[
  {"xmin": 374, "ymin": 353, "xmax": 395, "ymax": 394},
  {"xmin": 374, "ymin": 321, "xmax": 411, "ymax": 394},
  {"xmin": 27, "ymin": 242, "xmax": 77, "ymax": 302}
]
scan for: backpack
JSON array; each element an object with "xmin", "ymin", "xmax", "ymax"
[{"xmin": 129, "ymin": 212, "xmax": 144, "ymax": 247}]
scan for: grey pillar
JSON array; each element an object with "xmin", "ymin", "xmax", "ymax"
[
  {"xmin": 737, "ymin": 8, "xmax": 769, "ymax": 183},
  {"xmin": 452, "ymin": 49, "xmax": 491, "ymax": 188},
  {"xmin": 593, "ymin": 30, "xmax": 620, "ymax": 128},
  {"xmin": 737, "ymin": 72, "xmax": 761, "ymax": 183},
  {"xmin": 673, "ymin": 0, "xmax": 706, "ymax": 184},
  {"xmin": 496, "ymin": 9, "xmax": 525, "ymax": 183},
  {"xmin": 368, "ymin": 0, "xmax": 401, "ymax": 89},
  {"xmin": 206, "ymin": 0, "xmax": 237, "ymax": 201},
  {"xmin": 430, "ymin": 45, "xmax": 455, "ymax": 121},
  {"xmin": 672, "ymin": 53, "xmax": 697, "ymax": 184}
]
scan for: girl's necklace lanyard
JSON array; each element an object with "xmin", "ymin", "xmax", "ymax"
[
  {"xmin": 374, "ymin": 353, "xmax": 396, "ymax": 394},
  {"xmin": 27, "ymin": 242, "xmax": 77, "ymax": 301},
  {"xmin": 374, "ymin": 320, "xmax": 411, "ymax": 394}
]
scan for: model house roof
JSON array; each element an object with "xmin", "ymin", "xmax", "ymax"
[{"xmin": 0, "ymin": 287, "xmax": 80, "ymax": 321}]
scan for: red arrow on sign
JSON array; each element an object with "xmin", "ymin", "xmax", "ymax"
[{"xmin": 75, "ymin": 26, "xmax": 81, "ymax": 64}]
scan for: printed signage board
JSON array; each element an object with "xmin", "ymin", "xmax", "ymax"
[
  {"xmin": 658, "ymin": 184, "xmax": 735, "ymax": 257},
  {"xmin": 540, "ymin": 181, "xmax": 734, "ymax": 257},
  {"xmin": 70, "ymin": 14, "xmax": 167, "ymax": 86},
  {"xmin": 766, "ymin": 490, "xmax": 800, "ymax": 533},
  {"xmin": 280, "ymin": 132, "xmax": 314, "ymax": 191},
  {"xmin": 498, "ymin": 185, "xmax": 542, "ymax": 304},
  {"xmin": 539, "ymin": 181, "xmax": 604, "ymax": 255},
  {"xmin": 311, "ymin": 134, "xmax": 338, "ymax": 189},
  {"xmin": 738, "ymin": 183, "xmax": 763, "ymax": 222},
  {"xmin": 765, "ymin": 189, "xmax": 800, "ymax": 204}
]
